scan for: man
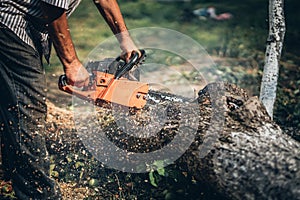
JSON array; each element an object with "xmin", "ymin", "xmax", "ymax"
[{"xmin": 0, "ymin": 0, "xmax": 139, "ymax": 199}]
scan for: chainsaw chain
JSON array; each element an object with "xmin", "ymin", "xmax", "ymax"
[{"xmin": 146, "ymin": 90, "xmax": 192, "ymax": 105}]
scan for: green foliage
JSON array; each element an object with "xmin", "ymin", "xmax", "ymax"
[
  {"xmin": 274, "ymin": 66, "xmax": 300, "ymax": 129},
  {"xmin": 0, "ymin": 181, "xmax": 16, "ymax": 199},
  {"xmin": 220, "ymin": 26, "xmax": 267, "ymax": 58},
  {"xmin": 147, "ymin": 160, "xmax": 167, "ymax": 187},
  {"xmin": 46, "ymin": 0, "xmax": 299, "ymax": 66},
  {"xmin": 59, "ymin": 0, "xmax": 272, "ymax": 64}
]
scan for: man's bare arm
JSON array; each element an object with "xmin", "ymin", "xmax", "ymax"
[
  {"xmin": 41, "ymin": 3, "xmax": 89, "ymax": 87},
  {"xmin": 93, "ymin": 0, "xmax": 140, "ymax": 61}
]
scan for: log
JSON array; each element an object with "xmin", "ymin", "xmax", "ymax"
[
  {"xmin": 45, "ymin": 82, "xmax": 300, "ymax": 199},
  {"xmin": 179, "ymin": 83, "xmax": 300, "ymax": 199}
]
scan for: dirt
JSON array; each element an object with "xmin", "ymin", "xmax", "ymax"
[{"xmin": 0, "ymin": 56, "xmax": 299, "ymax": 199}]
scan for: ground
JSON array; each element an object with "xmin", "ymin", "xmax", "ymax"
[{"xmin": 0, "ymin": 56, "xmax": 299, "ymax": 199}]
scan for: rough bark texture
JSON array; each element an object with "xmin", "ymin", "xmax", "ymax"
[
  {"xmin": 260, "ymin": 0, "xmax": 286, "ymax": 118},
  {"xmin": 45, "ymin": 82, "xmax": 300, "ymax": 200},
  {"xmin": 178, "ymin": 82, "xmax": 300, "ymax": 200}
]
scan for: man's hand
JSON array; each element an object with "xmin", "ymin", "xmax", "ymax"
[
  {"xmin": 118, "ymin": 32, "xmax": 141, "ymax": 62},
  {"xmin": 64, "ymin": 59, "xmax": 90, "ymax": 87}
]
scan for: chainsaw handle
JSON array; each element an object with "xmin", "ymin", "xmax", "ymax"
[
  {"xmin": 58, "ymin": 74, "xmax": 76, "ymax": 95},
  {"xmin": 114, "ymin": 49, "xmax": 145, "ymax": 79},
  {"xmin": 58, "ymin": 74, "xmax": 82, "ymax": 94},
  {"xmin": 58, "ymin": 74, "xmax": 68, "ymax": 90},
  {"xmin": 58, "ymin": 74, "xmax": 96, "ymax": 101}
]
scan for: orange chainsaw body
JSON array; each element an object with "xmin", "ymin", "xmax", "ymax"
[
  {"xmin": 59, "ymin": 50, "xmax": 148, "ymax": 108},
  {"xmin": 60, "ymin": 71, "xmax": 149, "ymax": 109}
]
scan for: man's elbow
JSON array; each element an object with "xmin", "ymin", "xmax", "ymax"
[{"xmin": 40, "ymin": 2, "xmax": 65, "ymax": 23}]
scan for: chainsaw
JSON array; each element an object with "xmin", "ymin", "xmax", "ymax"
[
  {"xmin": 58, "ymin": 50, "xmax": 190, "ymax": 110},
  {"xmin": 58, "ymin": 50, "xmax": 150, "ymax": 109},
  {"xmin": 58, "ymin": 50, "xmax": 199, "ymax": 158}
]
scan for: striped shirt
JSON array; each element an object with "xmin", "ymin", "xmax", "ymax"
[{"xmin": 0, "ymin": 0, "xmax": 81, "ymax": 58}]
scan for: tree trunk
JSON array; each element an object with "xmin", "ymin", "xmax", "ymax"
[
  {"xmin": 45, "ymin": 83, "xmax": 300, "ymax": 199},
  {"xmin": 260, "ymin": 0, "xmax": 286, "ymax": 118},
  {"xmin": 179, "ymin": 82, "xmax": 300, "ymax": 200}
]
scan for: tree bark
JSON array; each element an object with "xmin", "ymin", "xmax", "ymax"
[
  {"xmin": 260, "ymin": 0, "xmax": 286, "ymax": 118},
  {"xmin": 179, "ymin": 82, "xmax": 300, "ymax": 200}
]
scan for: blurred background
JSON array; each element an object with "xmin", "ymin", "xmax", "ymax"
[{"xmin": 48, "ymin": 0, "xmax": 299, "ymax": 136}]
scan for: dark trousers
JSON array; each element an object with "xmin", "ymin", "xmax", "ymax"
[{"xmin": 0, "ymin": 25, "xmax": 61, "ymax": 199}]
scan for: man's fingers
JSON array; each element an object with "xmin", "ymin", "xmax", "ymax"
[
  {"xmin": 66, "ymin": 77, "xmax": 74, "ymax": 86},
  {"xmin": 121, "ymin": 49, "xmax": 141, "ymax": 63},
  {"xmin": 66, "ymin": 75, "xmax": 89, "ymax": 88},
  {"xmin": 75, "ymin": 77, "xmax": 90, "ymax": 88}
]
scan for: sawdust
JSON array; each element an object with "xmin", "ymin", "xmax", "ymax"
[
  {"xmin": 59, "ymin": 182, "xmax": 97, "ymax": 200},
  {"xmin": 46, "ymin": 100, "xmax": 74, "ymax": 131}
]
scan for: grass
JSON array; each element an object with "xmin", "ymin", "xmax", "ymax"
[
  {"xmin": 47, "ymin": 0, "xmax": 267, "ymax": 67},
  {"xmin": 46, "ymin": 0, "xmax": 299, "ymax": 127},
  {"xmin": 47, "ymin": 0, "xmax": 299, "ymax": 62}
]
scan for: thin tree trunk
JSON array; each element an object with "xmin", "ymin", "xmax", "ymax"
[{"xmin": 260, "ymin": 0, "xmax": 286, "ymax": 118}]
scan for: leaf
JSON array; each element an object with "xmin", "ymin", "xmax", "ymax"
[
  {"xmin": 75, "ymin": 161, "xmax": 85, "ymax": 168},
  {"xmin": 51, "ymin": 170, "xmax": 59, "ymax": 178},
  {"xmin": 152, "ymin": 160, "xmax": 166, "ymax": 176},
  {"xmin": 49, "ymin": 164, "xmax": 56, "ymax": 172},
  {"xmin": 49, "ymin": 164, "xmax": 56, "ymax": 176},
  {"xmin": 153, "ymin": 160, "xmax": 165, "ymax": 169},
  {"xmin": 89, "ymin": 178, "xmax": 99, "ymax": 187},
  {"xmin": 157, "ymin": 167, "xmax": 165, "ymax": 176},
  {"xmin": 149, "ymin": 172, "xmax": 158, "ymax": 187},
  {"xmin": 66, "ymin": 155, "xmax": 72, "ymax": 163}
]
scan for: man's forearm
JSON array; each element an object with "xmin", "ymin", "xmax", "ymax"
[
  {"xmin": 41, "ymin": 3, "xmax": 79, "ymax": 70},
  {"xmin": 93, "ymin": 0, "xmax": 139, "ymax": 60},
  {"xmin": 41, "ymin": 2, "xmax": 89, "ymax": 87},
  {"xmin": 93, "ymin": 0, "xmax": 128, "ymax": 34}
]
